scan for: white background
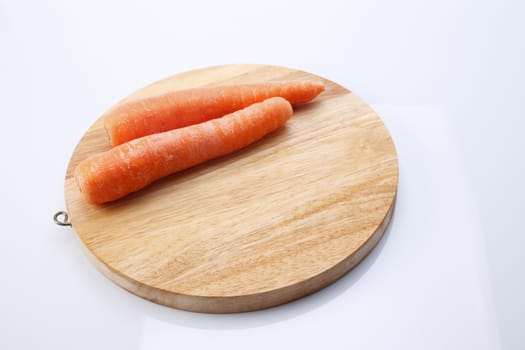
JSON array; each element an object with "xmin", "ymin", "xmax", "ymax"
[{"xmin": 1, "ymin": 0, "xmax": 524, "ymax": 349}]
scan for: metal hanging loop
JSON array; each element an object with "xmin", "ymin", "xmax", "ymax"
[{"xmin": 53, "ymin": 211, "xmax": 72, "ymax": 227}]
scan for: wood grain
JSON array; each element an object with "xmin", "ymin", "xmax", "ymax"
[{"xmin": 64, "ymin": 64, "xmax": 398, "ymax": 313}]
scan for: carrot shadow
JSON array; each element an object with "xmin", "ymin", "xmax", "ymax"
[{"xmin": 292, "ymin": 100, "xmax": 323, "ymax": 114}]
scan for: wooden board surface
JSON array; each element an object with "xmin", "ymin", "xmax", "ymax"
[{"xmin": 64, "ymin": 64, "xmax": 398, "ymax": 313}]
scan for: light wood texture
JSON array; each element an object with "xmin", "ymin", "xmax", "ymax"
[{"xmin": 64, "ymin": 64, "xmax": 398, "ymax": 313}]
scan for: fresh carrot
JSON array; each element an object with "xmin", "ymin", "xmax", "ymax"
[
  {"xmin": 104, "ymin": 81, "xmax": 324, "ymax": 146},
  {"xmin": 75, "ymin": 97, "xmax": 293, "ymax": 205}
]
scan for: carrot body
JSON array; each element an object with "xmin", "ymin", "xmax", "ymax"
[
  {"xmin": 104, "ymin": 81, "xmax": 323, "ymax": 146},
  {"xmin": 75, "ymin": 97, "xmax": 293, "ymax": 205}
]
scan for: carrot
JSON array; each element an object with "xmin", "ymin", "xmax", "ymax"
[
  {"xmin": 75, "ymin": 97, "xmax": 293, "ymax": 205},
  {"xmin": 104, "ymin": 80, "xmax": 324, "ymax": 146}
]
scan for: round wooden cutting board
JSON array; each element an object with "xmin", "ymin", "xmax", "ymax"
[{"xmin": 64, "ymin": 64, "xmax": 398, "ymax": 313}]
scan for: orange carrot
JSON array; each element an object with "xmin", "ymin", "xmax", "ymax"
[
  {"xmin": 75, "ymin": 97, "xmax": 293, "ymax": 205},
  {"xmin": 104, "ymin": 81, "xmax": 324, "ymax": 146}
]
